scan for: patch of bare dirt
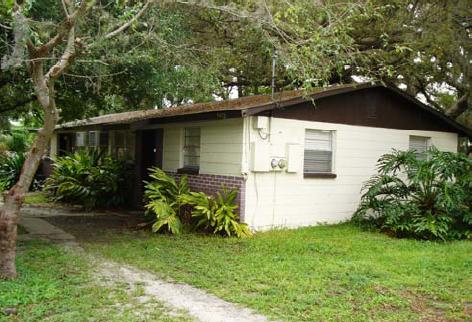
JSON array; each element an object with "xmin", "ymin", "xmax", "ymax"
[
  {"xmin": 403, "ymin": 290, "xmax": 451, "ymax": 322},
  {"xmin": 43, "ymin": 214, "xmax": 146, "ymax": 242}
]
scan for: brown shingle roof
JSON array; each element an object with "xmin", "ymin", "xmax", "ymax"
[
  {"xmin": 57, "ymin": 83, "xmax": 364, "ymax": 129},
  {"xmin": 56, "ymin": 83, "xmax": 471, "ymax": 137}
]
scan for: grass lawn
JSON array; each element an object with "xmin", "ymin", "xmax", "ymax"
[
  {"xmin": 0, "ymin": 240, "xmax": 190, "ymax": 322},
  {"xmin": 85, "ymin": 224, "xmax": 472, "ymax": 322},
  {"xmin": 23, "ymin": 191, "xmax": 52, "ymax": 206}
]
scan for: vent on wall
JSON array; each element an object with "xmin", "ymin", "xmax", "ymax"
[{"xmin": 366, "ymin": 104, "xmax": 377, "ymax": 119}]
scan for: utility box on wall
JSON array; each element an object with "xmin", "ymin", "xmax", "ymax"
[
  {"xmin": 286, "ymin": 143, "xmax": 302, "ymax": 173},
  {"xmin": 250, "ymin": 142, "xmax": 271, "ymax": 172},
  {"xmin": 252, "ymin": 116, "xmax": 269, "ymax": 131}
]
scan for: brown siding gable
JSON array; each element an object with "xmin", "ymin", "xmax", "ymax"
[{"xmin": 258, "ymin": 86, "xmax": 471, "ymax": 136}]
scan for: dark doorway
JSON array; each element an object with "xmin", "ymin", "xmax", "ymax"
[
  {"xmin": 58, "ymin": 133, "xmax": 74, "ymax": 156},
  {"xmin": 141, "ymin": 129, "xmax": 164, "ymax": 180},
  {"xmin": 134, "ymin": 129, "xmax": 164, "ymax": 207}
]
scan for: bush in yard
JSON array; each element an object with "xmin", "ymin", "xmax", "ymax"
[
  {"xmin": 44, "ymin": 149, "xmax": 127, "ymax": 209},
  {"xmin": 0, "ymin": 129, "xmax": 38, "ymax": 192},
  {"xmin": 182, "ymin": 187, "xmax": 253, "ymax": 238},
  {"xmin": 0, "ymin": 152, "xmax": 43, "ymax": 192},
  {"xmin": 0, "ymin": 152, "xmax": 26, "ymax": 191},
  {"xmin": 352, "ymin": 148, "xmax": 471, "ymax": 241},
  {"xmin": 144, "ymin": 168, "xmax": 251, "ymax": 237},
  {"xmin": 144, "ymin": 167, "xmax": 190, "ymax": 235},
  {"xmin": 0, "ymin": 128, "xmax": 33, "ymax": 154}
]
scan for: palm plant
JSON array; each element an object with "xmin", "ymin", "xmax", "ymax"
[
  {"xmin": 44, "ymin": 149, "xmax": 126, "ymax": 209},
  {"xmin": 0, "ymin": 152, "xmax": 26, "ymax": 191},
  {"xmin": 144, "ymin": 167, "xmax": 190, "ymax": 234},
  {"xmin": 182, "ymin": 186, "xmax": 252, "ymax": 238},
  {"xmin": 353, "ymin": 148, "xmax": 471, "ymax": 240}
]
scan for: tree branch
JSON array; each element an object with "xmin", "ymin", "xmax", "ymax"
[
  {"xmin": 61, "ymin": 0, "xmax": 71, "ymax": 18},
  {"xmin": 45, "ymin": 25, "xmax": 76, "ymax": 81},
  {"xmin": 104, "ymin": 0, "xmax": 155, "ymax": 39},
  {"xmin": 445, "ymin": 92, "xmax": 470, "ymax": 119},
  {"xmin": 30, "ymin": 0, "xmax": 93, "ymax": 56},
  {"xmin": 420, "ymin": 89, "xmax": 443, "ymax": 111}
]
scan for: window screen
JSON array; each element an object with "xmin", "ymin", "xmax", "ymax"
[
  {"xmin": 184, "ymin": 128, "xmax": 200, "ymax": 169},
  {"xmin": 304, "ymin": 130, "xmax": 333, "ymax": 173},
  {"xmin": 75, "ymin": 132, "xmax": 86, "ymax": 147},
  {"xmin": 99, "ymin": 131, "xmax": 109, "ymax": 149},
  {"xmin": 409, "ymin": 136, "xmax": 429, "ymax": 159},
  {"xmin": 88, "ymin": 131, "xmax": 98, "ymax": 147}
]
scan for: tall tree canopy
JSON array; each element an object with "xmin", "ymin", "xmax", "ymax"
[{"xmin": 2, "ymin": 1, "xmax": 471, "ymax": 125}]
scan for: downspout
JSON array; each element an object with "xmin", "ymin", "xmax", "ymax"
[{"xmin": 271, "ymin": 50, "xmax": 277, "ymax": 98}]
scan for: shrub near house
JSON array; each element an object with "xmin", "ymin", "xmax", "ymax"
[
  {"xmin": 44, "ymin": 149, "xmax": 127, "ymax": 209},
  {"xmin": 0, "ymin": 153, "xmax": 27, "ymax": 192},
  {"xmin": 144, "ymin": 167, "xmax": 251, "ymax": 238},
  {"xmin": 353, "ymin": 148, "xmax": 471, "ymax": 240},
  {"xmin": 0, "ymin": 129, "xmax": 38, "ymax": 192}
]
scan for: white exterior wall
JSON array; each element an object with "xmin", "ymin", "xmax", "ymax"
[
  {"xmin": 160, "ymin": 118, "xmax": 244, "ymax": 176},
  {"xmin": 243, "ymin": 117, "xmax": 458, "ymax": 230}
]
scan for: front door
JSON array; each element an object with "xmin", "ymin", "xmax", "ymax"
[
  {"xmin": 58, "ymin": 133, "xmax": 74, "ymax": 156},
  {"xmin": 141, "ymin": 129, "xmax": 164, "ymax": 179},
  {"xmin": 134, "ymin": 129, "xmax": 163, "ymax": 207}
]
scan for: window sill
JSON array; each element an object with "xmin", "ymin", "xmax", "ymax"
[
  {"xmin": 177, "ymin": 167, "xmax": 199, "ymax": 175},
  {"xmin": 303, "ymin": 173, "xmax": 337, "ymax": 179}
]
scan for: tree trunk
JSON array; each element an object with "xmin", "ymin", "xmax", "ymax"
[
  {"xmin": 0, "ymin": 192, "xmax": 21, "ymax": 279},
  {"xmin": 0, "ymin": 0, "xmax": 148, "ymax": 279},
  {"xmin": 0, "ymin": 91, "xmax": 58, "ymax": 279}
]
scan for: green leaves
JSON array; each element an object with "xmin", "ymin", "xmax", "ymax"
[
  {"xmin": 144, "ymin": 169, "xmax": 252, "ymax": 238},
  {"xmin": 144, "ymin": 167, "xmax": 190, "ymax": 235},
  {"xmin": 0, "ymin": 152, "xmax": 26, "ymax": 191},
  {"xmin": 183, "ymin": 186, "xmax": 252, "ymax": 238},
  {"xmin": 44, "ymin": 149, "xmax": 127, "ymax": 209},
  {"xmin": 353, "ymin": 148, "xmax": 472, "ymax": 241},
  {"xmin": 147, "ymin": 200, "xmax": 182, "ymax": 235}
]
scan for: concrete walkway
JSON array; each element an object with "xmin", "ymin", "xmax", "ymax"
[
  {"xmin": 19, "ymin": 204, "xmax": 135, "ymax": 218},
  {"xmin": 19, "ymin": 216, "xmax": 75, "ymax": 243},
  {"xmin": 19, "ymin": 207, "xmax": 272, "ymax": 322}
]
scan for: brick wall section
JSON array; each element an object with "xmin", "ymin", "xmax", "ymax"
[{"xmin": 169, "ymin": 173, "xmax": 246, "ymax": 222}]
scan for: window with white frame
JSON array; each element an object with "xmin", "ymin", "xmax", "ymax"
[
  {"xmin": 88, "ymin": 131, "xmax": 99, "ymax": 147},
  {"xmin": 409, "ymin": 135, "xmax": 429, "ymax": 159},
  {"xmin": 75, "ymin": 132, "xmax": 86, "ymax": 147},
  {"xmin": 183, "ymin": 127, "xmax": 200, "ymax": 170},
  {"xmin": 304, "ymin": 129, "xmax": 334, "ymax": 175}
]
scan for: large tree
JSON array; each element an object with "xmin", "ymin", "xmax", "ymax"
[
  {"xmin": 0, "ymin": 1, "xmax": 224, "ymax": 124},
  {"xmin": 0, "ymin": 0, "xmax": 166, "ymax": 279}
]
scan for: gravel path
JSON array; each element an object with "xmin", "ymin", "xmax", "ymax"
[
  {"xmin": 19, "ymin": 208, "xmax": 272, "ymax": 322},
  {"xmin": 98, "ymin": 261, "xmax": 270, "ymax": 322}
]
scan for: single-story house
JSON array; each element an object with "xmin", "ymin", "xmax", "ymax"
[{"xmin": 48, "ymin": 83, "xmax": 471, "ymax": 230}]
